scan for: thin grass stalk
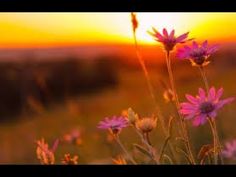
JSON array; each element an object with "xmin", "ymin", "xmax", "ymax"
[
  {"xmin": 131, "ymin": 14, "xmax": 177, "ymax": 163},
  {"xmin": 133, "ymin": 127, "xmax": 159, "ymax": 164},
  {"xmin": 115, "ymin": 135, "xmax": 137, "ymax": 164},
  {"xmin": 165, "ymin": 51, "xmax": 196, "ymax": 164},
  {"xmin": 207, "ymin": 117, "xmax": 218, "ymax": 164}
]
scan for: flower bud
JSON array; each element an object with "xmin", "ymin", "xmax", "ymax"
[{"xmin": 135, "ymin": 116, "xmax": 157, "ymax": 133}]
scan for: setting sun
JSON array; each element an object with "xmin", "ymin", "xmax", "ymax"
[{"xmin": 0, "ymin": 13, "xmax": 235, "ymax": 48}]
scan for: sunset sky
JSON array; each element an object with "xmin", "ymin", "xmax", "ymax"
[{"xmin": 0, "ymin": 13, "xmax": 236, "ymax": 48}]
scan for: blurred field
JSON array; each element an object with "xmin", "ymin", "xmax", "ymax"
[{"xmin": 0, "ymin": 44, "xmax": 236, "ymax": 164}]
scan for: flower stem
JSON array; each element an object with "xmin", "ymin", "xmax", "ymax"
[
  {"xmin": 199, "ymin": 66, "xmax": 223, "ymax": 164},
  {"xmin": 159, "ymin": 135, "xmax": 171, "ymax": 163},
  {"xmin": 207, "ymin": 117, "xmax": 218, "ymax": 164},
  {"xmin": 198, "ymin": 66, "xmax": 209, "ymax": 92},
  {"xmin": 133, "ymin": 127, "xmax": 159, "ymax": 164},
  {"xmin": 165, "ymin": 51, "xmax": 196, "ymax": 164},
  {"xmin": 132, "ymin": 28, "xmax": 166, "ymax": 134},
  {"xmin": 115, "ymin": 135, "xmax": 137, "ymax": 164},
  {"xmin": 131, "ymin": 21, "xmax": 177, "ymax": 163}
]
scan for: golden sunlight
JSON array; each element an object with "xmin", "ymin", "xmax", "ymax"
[{"xmin": 0, "ymin": 13, "xmax": 235, "ymax": 48}]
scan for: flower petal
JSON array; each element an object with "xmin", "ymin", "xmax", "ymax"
[
  {"xmin": 192, "ymin": 41, "xmax": 198, "ymax": 49},
  {"xmin": 215, "ymin": 87, "xmax": 224, "ymax": 101},
  {"xmin": 186, "ymin": 94, "xmax": 200, "ymax": 104},
  {"xmin": 192, "ymin": 114, "xmax": 207, "ymax": 126},
  {"xmin": 209, "ymin": 111, "xmax": 217, "ymax": 118},
  {"xmin": 216, "ymin": 97, "xmax": 235, "ymax": 109},
  {"xmin": 198, "ymin": 88, "xmax": 206, "ymax": 101},
  {"xmin": 208, "ymin": 87, "xmax": 216, "ymax": 101},
  {"xmin": 207, "ymin": 44, "xmax": 219, "ymax": 55},
  {"xmin": 202, "ymin": 40, "xmax": 208, "ymax": 48},
  {"xmin": 170, "ymin": 29, "xmax": 175, "ymax": 38},
  {"xmin": 162, "ymin": 28, "xmax": 168, "ymax": 37},
  {"xmin": 184, "ymin": 112, "xmax": 196, "ymax": 120},
  {"xmin": 176, "ymin": 32, "xmax": 189, "ymax": 43},
  {"xmin": 179, "ymin": 108, "xmax": 197, "ymax": 115}
]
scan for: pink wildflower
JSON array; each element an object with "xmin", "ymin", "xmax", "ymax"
[
  {"xmin": 148, "ymin": 27, "xmax": 190, "ymax": 52},
  {"xmin": 222, "ymin": 140, "xmax": 236, "ymax": 160},
  {"xmin": 97, "ymin": 116, "xmax": 128, "ymax": 135},
  {"xmin": 177, "ymin": 40, "xmax": 219, "ymax": 66},
  {"xmin": 180, "ymin": 87, "xmax": 234, "ymax": 126}
]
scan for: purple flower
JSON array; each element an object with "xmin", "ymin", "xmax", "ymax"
[
  {"xmin": 180, "ymin": 87, "xmax": 234, "ymax": 126},
  {"xmin": 97, "ymin": 116, "xmax": 129, "ymax": 134},
  {"xmin": 148, "ymin": 28, "xmax": 190, "ymax": 52},
  {"xmin": 222, "ymin": 140, "xmax": 236, "ymax": 160},
  {"xmin": 177, "ymin": 40, "xmax": 219, "ymax": 67}
]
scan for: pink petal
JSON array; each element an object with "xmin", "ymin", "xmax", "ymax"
[
  {"xmin": 192, "ymin": 115, "xmax": 207, "ymax": 126},
  {"xmin": 176, "ymin": 32, "xmax": 189, "ymax": 43},
  {"xmin": 163, "ymin": 28, "xmax": 168, "ymax": 37},
  {"xmin": 179, "ymin": 108, "xmax": 196, "ymax": 115},
  {"xmin": 192, "ymin": 41, "xmax": 198, "ymax": 49},
  {"xmin": 170, "ymin": 29, "xmax": 175, "ymax": 38},
  {"xmin": 180, "ymin": 102, "xmax": 198, "ymax": 109},
  {"xmin": 209, "ymin": 111, "xmax": 217, "ymax": 118},
  {"xmin": 186, "ymin": 94, "xmax": 200, "ymax": 104},
  {"xmin": 207, "ymin": 44, "xmax": 219, "ymax": 54},
  {"xmin": 150, "ymin": 27, "xmax": 164, "ymax": 41},
  {"xmin": 216, "ymin": 97, "xmax": 235, "ymax": 109},
  {"xmin": 192, "ymin": 117, "xmax": 201, "ymax": 126},
  {"xmin": 176, "ymin": 48, "xmax": 190, "ymax": 59},
  {"xmin": 226, "ymin": 142, "xmax": 234, "ymax": 150},
  {"xmin": 184, "ymin": 112, "xmax": 196, "ymax": 120},
  {"xmin": 215, "ymin": 87, "xmax": 224, "ymax": 101},
  {"xmin": 202, "ymin": 40, "xmax": 208, "ymax": 48},
  {"xmin": 208, "ymin": 87, "xmax": 216, "ymax": 101},
  {"xmin": 198, "ymin": 88, "xmax": 206, "ymax": 101}
]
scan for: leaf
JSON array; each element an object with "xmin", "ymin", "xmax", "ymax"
[{"xmin": 133, "ymin": 143, "xmax": 152, "ymax": 159}]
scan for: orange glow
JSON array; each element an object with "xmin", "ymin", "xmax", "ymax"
[{"xmin": 0, "ymin": 13, "xmax": 235, "ymax": 48}]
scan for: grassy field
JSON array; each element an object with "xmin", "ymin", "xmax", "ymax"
[{"xmin": 0, "ymin": 57, "xmax": 235, "ymax": 164}]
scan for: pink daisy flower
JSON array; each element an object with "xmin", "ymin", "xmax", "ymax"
[
  {"xmin": 97, "ymin": 116, "xmax": 129, "ymax": 134},
  {"xmin": 180, "ymin": 87, "xmax": 234, "ymax": 126},
  {"xmin": 177, "ymin": 40, "xmax": 219, "ymax": 67},
  {"xmin": 222, "ymin": 140, "xmax": 236, "ymax": 160},
  {"xmin": 148, "ymin": 27, "xmax": 190, "ymax": 52}
]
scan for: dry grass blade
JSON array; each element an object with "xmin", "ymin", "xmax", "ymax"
[
  {"xmin": 162, "ymin": 154, "xmax": 174, "ymax": 164},
  {"xmin": 175, "ymin": 146, "xmax": 192, "ymax": 164},
  {"xmin": 159, "ymin": 116, "xmax": 174, "ymax": 162},
  {"xmin": 198, "ymin": 144, "xmax": 214, "ymax": 165},
  {"xmin": 133, "ymin": 143, "xmax": 153, "ymax": 159}
]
